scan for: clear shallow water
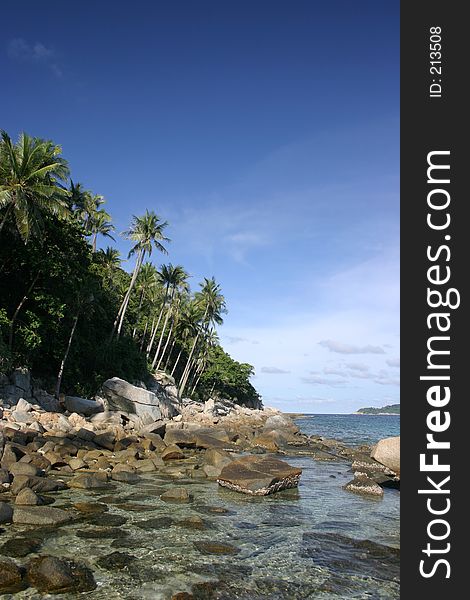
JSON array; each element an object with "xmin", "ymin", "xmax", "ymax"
[
  {"xmin": 2, "ymin": 417, "xmax": 400, "ymax": 599},
  {"xmin": 296, "ymin": 414, "xmax": 400, "ymax": 446}
]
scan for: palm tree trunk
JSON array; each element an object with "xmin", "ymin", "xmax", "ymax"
[
  {"xmin": 139, "ymin": 319, "xmax": 149, "ymax": 351},
  {"xmin": 113, "ymin": 249, "xmax": 144, "ymax": 338},
  {"xmin": 152, "ymin": 288, "xmax": 174, "ymax": 368},
  {"xmin": 156, "ymin": 318, "xmax": 174, "ymax": 371},
  {"xmin": 170, "ymin": 347, "xmax": 183, "ymax": 377},
  {"xmin": 92, "ymin": 232, "xmax": 97, "ymax": 252},
  {"xmin": 146, "ymin": 287, "xmax": 169, "ymax": 357},
  {"xmin": 190, "ymin": 368, "xmax": 204, "ymax": 396},
  {"xmin": 132, "ymin": 290, "xmax": 145, "ymax": 338},
  {"xmin": 55, "ymin": 312, "xmax": 79, "ymax": 398},
  {"xmin": 164, "ymin": 338, "xmax": 176, "ymax": 371},
  {"xmin": 8, "ymin": 272, "xmax": 40, "ymax": 350},
  {"xmin": 179, "ymin": 307, "xmax": 208, "ymax": 396},
  {"xmin": 178, "ymin": 333, "xmax": 199, "ymax": 396}
]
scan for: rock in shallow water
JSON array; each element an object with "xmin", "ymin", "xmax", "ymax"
[
  {"xmin": 12, "ymin": 506, "xmax": 72, "ymax": 526},
  {"xmin": 193, "ymin": 541, "xmax": 240, "ymax": 555},
  {"xmin": 217, "ymin": 455, "xmax": 302, "ymax": 495},
  {"xmin": 343, "ymin": 475, "xmax": 384, "ymax": 498},
  {"xmin": 0, "ymin": 558, "xmax": 26, "ymax": 593},
  {"xmin": 27, "ymin": 555, "xmax": 96, "ymax": 593}
]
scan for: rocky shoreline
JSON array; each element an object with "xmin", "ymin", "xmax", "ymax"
[{"xmin": 1, "ymin": 368, "xmax": 399, "ymax": 596}]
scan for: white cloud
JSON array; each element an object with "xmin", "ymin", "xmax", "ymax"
[
  {"xmin": 261, "ymin": 366, "xmax": 290, "ymax": 374},
  {"xmin": 7, "ymin": 38, "xmax": 62, "ymax": 77},
  {"xmin": 345, "ymin": 362, "xmax": 369, "ymax": 371},
  {"xmin": 319, "ymin": 340, "xmax": 386, "ymax": 355},
  {"xmin": 386, "ymin": 358, "xmax": 400, "ymax": 368},
  {"xmin": 301, "ymin": 376, "xmax": 346, "ymax": 387}
]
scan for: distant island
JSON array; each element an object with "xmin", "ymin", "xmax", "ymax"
[{"xmin": 356, "ymin": 404, "xmax": 400, "ymax": 415}]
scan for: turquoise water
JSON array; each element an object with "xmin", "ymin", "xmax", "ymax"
[
  {"xmin": 296, "ymin": 413, "xmax": 400, "ymax": 446},
  {"xmin": 3, "ymin": 416, "xmax": 400, "ymax": 599}
]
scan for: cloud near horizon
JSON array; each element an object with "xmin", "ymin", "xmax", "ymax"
[{"xmin": 319, "ymin": 339, "xmax": 386, "ymax": 355}]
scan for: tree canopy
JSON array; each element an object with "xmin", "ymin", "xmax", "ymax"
[{"xmin": 0, "ymin": 130, "xmax": 261, "ymax": 407}]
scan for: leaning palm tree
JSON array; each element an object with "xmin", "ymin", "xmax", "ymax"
[
  {"xmin": 189, "ymin": 328, "xmax": 220, "ymax": 395},
  {"xmin": 112, "ymin": 210, "xmax": 169, "ymax": 338},
  {"xmin": 0, "ymin": 131, "xmax": 70, "ymax": 242},
  {"xmin": 170, "ymin": 300, "xmax": 201, "ymax": 377},
  {"xmin": 151, "ymin": 264, "xmax": 189, "ymax": 369},
  {"xmin": 132, "ymin": 262, "xmax": 159, "ymax": 338},
  {"xmin": 179, "ymin": 277, "xmax": 226, "ymax": 397}
]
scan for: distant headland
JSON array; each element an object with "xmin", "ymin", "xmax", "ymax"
[{"xmin": 355, "ymin": 403, "xmax": 400, "ymax": 415}]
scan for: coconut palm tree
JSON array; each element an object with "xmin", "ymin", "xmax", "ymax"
[
  {"xmin": 189, "ymin": 328, "xmax": 220, "ymax": 395},
  {"xmin": 112, "ymin": 210, "xmax": 169, "ymax": 338},
  {"xmin": 179, "ymin": 277, "xmax": 226, "ymax": 397},
  {"xmin": 132, "ymin": 262, "xmax": 159, "ymax": 338},
  {"xmin": 151, "ymin": 264, "xmax": 189, "ymax": 369},
  {"xmin": 0, "ymin": 131, "xmax": 70, "ymax": 242},
  {"xmin": 90, "ymin": 209, "xmax": 115, "ymax": 252},
  {"xmin": 170, "ymin": 301, "xmax": 201, "ymax": 378}
]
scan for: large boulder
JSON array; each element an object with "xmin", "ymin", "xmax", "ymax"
[
  {"xmin": 64, "ymin": 396, "xmax": 104, "ymax": 416},
  {"xmin": 217, "ymin": 455, "xmax": 302, "ymax": 496},
  {"xmin": 146, "ymin": 372, "xmax": 181, "ymax": 419},
  {"xmin": 102, "ymin": 378, "xmax": 163, "ymax": 421},
  {"xmin": 371, "ymin": 436, "xmax": 400, "ymax": 475}
]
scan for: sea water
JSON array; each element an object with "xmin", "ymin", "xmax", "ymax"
[{"xmin": 4, "ymin": 415, "xmax": 400, "ymax": 599}]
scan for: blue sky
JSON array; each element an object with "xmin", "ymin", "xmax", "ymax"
[{"xmin": 2, "ymin": 1, "xmax": 399, "ymax": 413}]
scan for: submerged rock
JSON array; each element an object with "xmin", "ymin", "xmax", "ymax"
[
  {"xmin": 27, "ymin": 555, "xmax": 96, "ymax": 593},
  {"xmin": 0, "ymin": 501, "xmax": 13, "ymax": 524},
  {"xmin": 217, "ymin": 455, "xmax": 302, "ymax": 495},
  {"xmin": 302, "ymin": 531, "xmax": 400, "ymax": 582},
  {"xmin": 193, "ymin": 541, "xmax": 240, "ymax": 555},
  {"xmin": 0, "ymin": 558, "xmax": 26, "ymax": 593},
  {"xmin": 0, "ymin": 536, "xmax": 42, "ymax": 558},
  {"xmin": 160, "ymin": 487, "xmax": 191, "ymax": 502}
]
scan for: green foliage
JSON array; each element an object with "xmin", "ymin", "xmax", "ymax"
[
  {"xmin": 196, "ymin": 346, "xmax": 261, "ymax": 407},
  {"xmin": 357, "ymin": 404, "xmax": 400, "ymax": 414}
]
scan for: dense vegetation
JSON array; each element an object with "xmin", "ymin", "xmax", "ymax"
[
  {"xmin": 0, "ymin": 130, "xmax": 260, "ymax": 406},
  {"xmin": 357, "ymin": 404, "xmax": 400, "ymax": 415}
]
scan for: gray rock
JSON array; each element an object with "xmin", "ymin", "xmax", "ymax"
[
  {"xmin": 9, "ymin": 462, "xmax": 40, "ymax": 477},
  {"xmin": 11, "ymin": 475, "xmax": 67, "ymax": 494},
  {"xmin": 0, "ymin": 501, "xmax": 14, "ymax": 523},
  {"xmin": 0, "ymin": 558, "xmax": 25, "ymax": 593},
  {"xmin": 15, "ymin": 488, "xmax": 41, "ymax": 505},
  {"xmin": 102, "ymin": 377, "xmax": 163, "ymax": 421},
  {"xmin": 371, "ymin": 436, "xmax": 400, "ymax": 476},
  {"xmin": 343, "ymin": 475, "xmax": 384, "ymax": 498},
  {"xmin": 33, "ymin": 390, "xmax": 61, "ymax": 412},
  {"xmin": 160, "ymin": 487, "xmax": 191, "ymax": 502},
  {"xmin": 68, "ymin": 474, "xmax": 109, "ymax": 489},
  {"xmin": 13, "ymin": 505, "xmax": 72, "ymax": 525},
  {"xmin": 64, "ymin": 396, "xmax": 104, "ymax": 416},
  {"xmin": 11, "ymin": 368, "xmax": 31, "ymax": 396},
  {"xmin": 27, "ymin": 555, "xmax": 96, "ymax": 593},
  {"xmin": 15, "ymin": 398, "xmax": 33, "ymax": 412},
  {"xmin": 217, "ymin": 455, "xmax": 302, "ymax": 496}
]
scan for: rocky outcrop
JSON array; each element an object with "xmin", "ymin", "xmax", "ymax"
[
  {"xmin": 101, "ymin": 376, "xmax": 180, "ymax": 423},
  {"xmin": 64, "ymin": 396, "xmax": 104, "ymax": 416},
  {"xmin": 217, "ymin": 455, "xmax": 302, "ymax": 495},
  {"xmin": 343, "ymin": 474, "xmax": 384, "ymax": 498},
  {"xmin": 371, "ymin": 436, "xmax": 400, "ymax": 475}
]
